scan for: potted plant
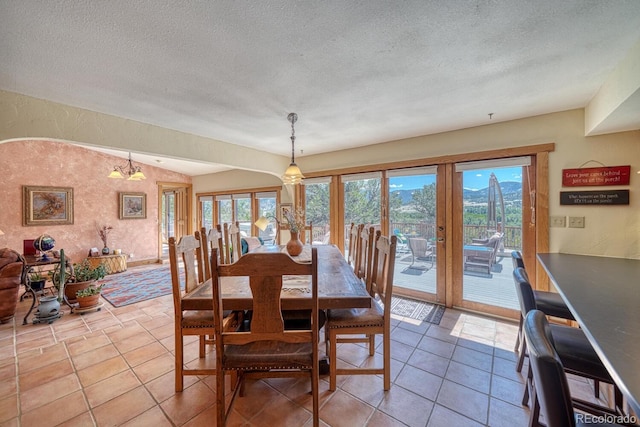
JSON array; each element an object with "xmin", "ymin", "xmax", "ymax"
[
  {"xmin": 75, "ymin": 283, "xmax": 104, "ymax": 308},
  {"xmin": 64, "ymin": 259, "xmax": 107, "ymax": 304},
  {"xmin": 28, "ymin": 267, "xmax": 46, "ymax": 292}
]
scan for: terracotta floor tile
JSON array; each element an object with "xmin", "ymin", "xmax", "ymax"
[
  {"xmin": 77, "ymin": 355, "xmax": 129, "ymax": 387},
  {"xmin": 131, "ymin": 353, "xmax": 174, "ymax": 384},
  {"xmin": 122, "ymin": 341, "xmax": 168, "ymax": 367},
  {"xmin": 6, "ymin": 292, "xmax": 533, "ymax": 427},
  {"xmin": 319, "ymin": 389, "xmax": 374, "ymax": 427},
  {"xmin": 66, "ymin": 333, "xmax": 112, "ymax": 356},
  {"xmin": 72, "ymin": 344, "xmax": 120, "ymax": 371},
  {"xmin": 436, "ymin": 380, "xmax": 489, "ymax": 424},
  {"xmin": 160, "ymin": 381, "xmax": 216, "ymax": 426},
  {"xmin": 84, "ymin": 370, "xmax": 141, "ymax": 408},
  {"xmin": 19, "ymin": 358, "xmax": 74, "ymax": 392},
  {"xmin": 20, "ymin": 373, "xmax": 81, "ymax": 413},
  {"xmin": 92, "ymin": 386, "xmax": 156, "ymax": 426},
  {"xmin": 20, "ymin": 390, "xmax": 88, "ymax": 427},
  {"xmin": 378, "ymin": 386, "xmax": 434, "ymax": 427},
  {"xmin": 120, "ymin": 406, "xmax": 173, "ymax": 427},
  {"xmin": 0, "ymin": 395, "xmax": 18, "ymax": 423}
]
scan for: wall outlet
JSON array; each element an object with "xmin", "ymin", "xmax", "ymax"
[
  {"xmin": 129, "ymin": 253, "xmax": 135, "ymax": 258},
  {"xmin": 550, "ymin": 216, "xmax": 566, "ymax": 227},
  {"xmin": 568, "ymin": 216, "xmax": 585, "ymax": 228}
]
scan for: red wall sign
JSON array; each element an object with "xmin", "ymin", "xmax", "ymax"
[{"xmin": 562, "ymin": 165, "xmax": 630, "ymax": 187}]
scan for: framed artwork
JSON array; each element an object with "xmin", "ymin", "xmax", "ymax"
[
  {"xmin": 119, "ymin": 192, "xmax": 147, "ymax": 219},
  {"xmin": 279, "ymin": 203, "xmax": 292, "ymax": 223},
  {"xmin": 23, "ymin": 186, "xmax": 74, "ymax": 226}
]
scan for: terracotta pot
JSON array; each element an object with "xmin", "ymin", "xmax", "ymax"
[
  {"xmin": 77, "ymin": 293, "xmax": 100, "ymax": 308},
  {"xmin": 64, "ymin": 280, "xmax": 95, "ymax": 304},
  {"xmin": 286, "ymin": 232, "xmax": 304, "ymax": 256}
]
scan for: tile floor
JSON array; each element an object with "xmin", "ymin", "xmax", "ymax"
[{"xmin": 1, "ymin": 289, "xmax": 603, "ymax": 426}]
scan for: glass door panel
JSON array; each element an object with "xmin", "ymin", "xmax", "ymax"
[
  {"xmin": 388, "ymin": 167, "xmax": 439, "ymax": 300},
  {"xmin": 342, "ymin": 173, "xmax": 381, "ymax": 261},
  {"xmin": 256, "ymin": 194, "xmax": 277, "ymax": 244},
  {"xmin": 233, "ymin": 195, "xmax": 252, "ymax": 237},
  {"xmin": 304, "ymin": 179, "xmax": 331, "ymax": 245},
  {"xmin": 458, "ymin": 163, "xmax": 525, "ymax": 312}
]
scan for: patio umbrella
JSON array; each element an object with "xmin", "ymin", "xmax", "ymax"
[{"xmin": 487, "ymin": 173, "xmax": 505, "ymax": 235}]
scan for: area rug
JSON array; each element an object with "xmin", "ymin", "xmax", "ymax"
[
  {"xmin": 389, "ymin": 296, "xmax": 445, "ymax": 325},
  {"xmin": 99, "ymin": 264, "xmax": 181, "ymax": 307}
]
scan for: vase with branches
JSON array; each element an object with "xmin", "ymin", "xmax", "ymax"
[
  {"xmin": 282, "ymin": 207, "xmax": 305, "ymax": 256},
  {"xmin": 97, "ymin": 224, "xmax": 113, "ymax": 254}
]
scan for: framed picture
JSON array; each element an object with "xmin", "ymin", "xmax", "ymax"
[
  {"xmin": 279, "ymin": 203, "xmax": 292, "ymax": 223},
  {"xmin": 119, "ymin": 192, "xmax": 147, "ymax": 219},
  {"xmin": 23, "ymin": 186, "xmax": 74, "ymax": 226}
]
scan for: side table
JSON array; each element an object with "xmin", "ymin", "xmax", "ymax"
[{"xmin": 86, "ymin": 254, "xmax": 127, "ymax": 275}]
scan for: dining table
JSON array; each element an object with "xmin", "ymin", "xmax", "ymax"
[
  {"xmin": 181, "ymin": 244, "xmax": 372, "ymax": 312},
  {"xmin": 537, "ymin": 253, "xmax": 640, "ymax": 416}
]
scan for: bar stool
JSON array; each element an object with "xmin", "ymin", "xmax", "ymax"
[{"xmin": 513, "ymin": 268, "xmax": 622, "ymax": 425}]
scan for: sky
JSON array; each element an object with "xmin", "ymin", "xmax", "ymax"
[{"xmin": 388, "ymin": 167, "xmax": 522, "ymax": 191}]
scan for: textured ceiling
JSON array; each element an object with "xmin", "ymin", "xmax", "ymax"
[{"xmin": 1, "ymin": 1, "xmax": 640, "ymax": 175}]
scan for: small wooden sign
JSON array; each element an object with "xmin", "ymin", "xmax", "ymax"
[
  {"xmin": 562, "ymin": 165, "xmax": 630, "ymax": 187},
  {"xmin": 560, "ymin": 190, "xmax": 629, "ymax": 205}
]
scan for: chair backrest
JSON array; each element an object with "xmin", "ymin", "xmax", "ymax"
[
  {"xmin": 513, "ymin": 266, "xmax": 536, "ymax": 317},
  {"xmin": 524, "ymin": 310, "xmax": 575, "ymax": 427},
  {"xmin": 347, "ymin": 223, "xmax": 362, "ymax": 268},
  {"xmin": 211, "ymin": 248, "xmax": 319, "ymax": 346},
  {"xmin": 199, "ymin": 225, "xmax": 224, "ymax": 280},
  {"xmin": 355, "ymin": 226, "xmax": 375, "ymax": 289},
  {"xmin": 168, "ymin": 235, "xmax": 202, "ymax": 312},
  {"xmin": 408, "ymin": 237, "xmax": 429, "ymax": 256},
  {"xmin": 303, "ymin": 222, "xmax": 313, "ymax": 244},
  {"xmin": 370, "ymin": 234, "xmax": 397, "ymax": 314},
  {"xmin": 228, "ymin": 221, "xmax": 242, "ymax": 262},
  {"xmin": 194, "ymin": 229, "xmax": 207, "ymax": 283},
  {"xmin": 511, "ymin": 250, "xmax": 525, "ymax": 270}
]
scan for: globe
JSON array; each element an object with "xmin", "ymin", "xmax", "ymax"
[{"xmin": 34, "ymin": 234, "xmax": 56, "ymax": 260}]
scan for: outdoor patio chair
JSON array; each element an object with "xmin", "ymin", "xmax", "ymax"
[
  {"xmin": 464, "ymin": 232, "xmax": 503, "ymax": 274},
  {"xmin": 407, "ymin": 237, "xmax": 434, "ymax": 270},
  {"xmin": 393, "ymin": 228, "xmax": 409, "ymax": 253}
]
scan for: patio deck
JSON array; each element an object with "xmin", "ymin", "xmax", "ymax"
[{"xmin": 393, "ymin": 250, "xmax": 519, "ymax": 311}]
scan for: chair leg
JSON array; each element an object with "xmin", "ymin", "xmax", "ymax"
[
  {"xmin": 514, "ymin": 315, "xmax": 523, "ymax": 353},
  {"xmin": 383, "ymin": 330, "xmax": 391, "ymax": 390},
  {"xmin": 199, "ymin": 335, "xmax": 206, "ymax": 358},
  {"xmin": 368, "ymin": 334, "xmax": 375, "ymax": 356},
  {"xmin": 329, "ymin": 329, "xmax": 337, "ymax": 391},
  {"xmin": 175, "ymin": 331, "xmax": 184, "ymax": 392},
  {"xmin": 311, "ymin": 369, "xmax": 319, "ymax": 427},
  {"xmin": 216, "ymin": 366, "xmax": 226, "ymax": 426},
  {"xmin": 516, "ymin": 337, "xmax": 527, "ymax": 373}
]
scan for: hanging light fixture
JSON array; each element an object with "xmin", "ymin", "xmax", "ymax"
[
  {"xmin": 281, "ymin": 112, "xmax": 305, "ymax": 185},
  {"xmin": 107, "ymin": 152, "xmax": 147, "ymax": 181}
]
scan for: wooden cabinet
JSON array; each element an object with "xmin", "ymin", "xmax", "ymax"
[{"xmin": 86, "ymin": 254, "xmax": 127, "ymax": 274}]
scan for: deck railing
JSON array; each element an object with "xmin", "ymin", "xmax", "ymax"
[{"xmin": 391, "ymin": 222, "xmax": 522, "ymax": 250}]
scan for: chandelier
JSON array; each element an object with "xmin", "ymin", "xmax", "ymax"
[
  {"xmin": 281, "ymin": 112, "xmax": 305, "ymax": 185},
  {"xmin": 107, "ymin": 152, "xmax": 146, "ymax": 181}
]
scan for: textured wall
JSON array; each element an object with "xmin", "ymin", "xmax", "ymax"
[{"xmin": 0, "ymin": 140, "xmax": 191, "ymax": 263}]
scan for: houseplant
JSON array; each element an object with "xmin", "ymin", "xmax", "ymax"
[
  {"xmin": 75, "ymin": 283, "xmax": 104, "ymax": 308},
  {"xmin": 64, "ymin": 259, "xmax": 107, "ymax": 304},
  {"xmin": 28, "ymin": 267, "xmax": 46, "ymax": 292}
]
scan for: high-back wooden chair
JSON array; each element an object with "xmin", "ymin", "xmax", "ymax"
[
  {"xmin": 303, "ymin": 222, "xmax": 313, "ymax": 244},
  {"xmin": 346, "ymin": 223, "xmax": 362, "ymax": 269},
  {"xmin": 168, "ymin": 235, "xmax": 216, "ymax": 392},
  {"xmin": 211, "ymin": 248, "xmax": 320, "ymax": 426},
  {"xmin": 355, "ymin": 225, "xmax": 375, "ymax": 292},
  {"xmin": 325, "ymin": 233, "xmax": 397, "ymax": 391},
  {"xmin": 198, "ymin": 225, "xmax": 224, "ymax": 281},
  {"xmin": 222, "ymin": 222, "xmax": 242, "ymax": 263}
]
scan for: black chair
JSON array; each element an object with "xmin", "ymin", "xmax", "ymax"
[
  {"xmin": 511, "ymin": 250, "xmax": 575, "ymax": 372},
  {"xmin": 513, "ymin": 267, "xmax": 622, "ymax": 425},
  {"xmin": 524, "ymin": 310, "xmax": 626, "ymax": 427}
]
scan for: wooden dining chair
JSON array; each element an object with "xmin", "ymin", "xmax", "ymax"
[
  {"xmin": 168, "ymin": 235, "xmax": 217, "ymax": 392},
  {"xmin": 326, "ymin": 234, "xmax": 397, "ymax": 391},
  {"xmin": 197, "ymin": 225, "xmax": 224, "ymax": 281},
  {"xmin": 347, "ymin": 223, "xmax": 362, "ymax": 269},
  {"xmin": 355, "ymin": 226, "xmax": 376, "ymax": 292},
  {"xmin": 211, "ymin": 248, "xmax": 320, "ymax": 427}
]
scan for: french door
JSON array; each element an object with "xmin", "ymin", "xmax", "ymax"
[{"xmin": 301, "ymin": 147, "xmax": 547, "ymax": 319}]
